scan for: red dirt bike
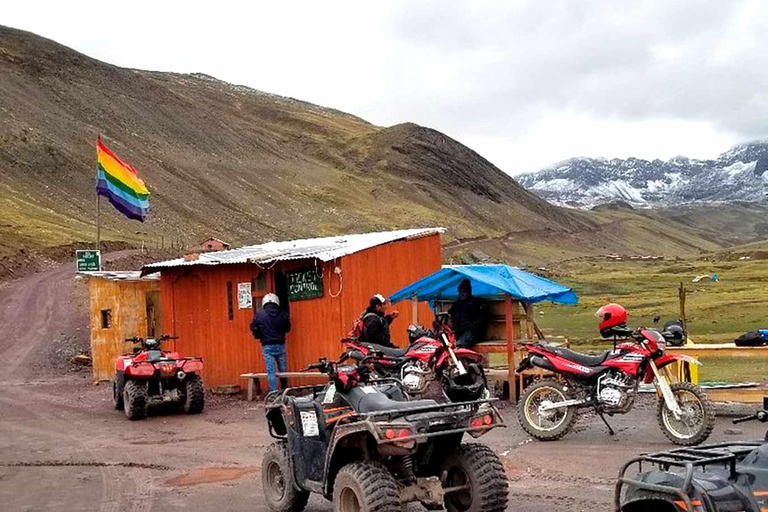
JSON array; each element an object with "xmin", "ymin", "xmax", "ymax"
[
  {"xmin": 343, "ymin": 312, "xmax": 488, "ymax": 402},
  {"xmin": 516, "ymin": 326, "xmax": 715, "ymax": 445},
  {"xmin": 113, "ymin": 334, "xmax": 205, "ymax": 420}
]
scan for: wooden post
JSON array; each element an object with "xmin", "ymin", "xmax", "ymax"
[
  {"xmin": 522, "ymin": 303, "xmax": 535, "ymax": 341},
  {"xmin": 505, "ymin": 296, "xmax": 521, "ymax": 403},
  {"xmin": 678, "ymin": 282, "xmax": 688, "ymax": 335},
  {"xmin": 411, "ymin": 294, "xmax": 419, "ymax": 325}
]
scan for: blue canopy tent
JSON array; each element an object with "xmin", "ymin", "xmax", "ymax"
[
  {"xmin": 389, "ymin": 264, "xmax": 578, "ymax": 305},
  {"xmin": 389, "ymin": 265, "xmax": 578, "ymax": 403}
]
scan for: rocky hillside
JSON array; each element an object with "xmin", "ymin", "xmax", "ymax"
[
  {"xmin": 2, "ymin": 25, "xmax": 768, "ymax": 266},
  {"xmin": 0, "ymin": 25, "xmax": 589, "ymax": 256},
  {"xmin": 518, "ymin": 143, "xmax": 768, "ymax": 208}
]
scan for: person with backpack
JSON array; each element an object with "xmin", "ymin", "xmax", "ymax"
[
  {"xmin": 250, "ymin": 293, "xmax": 291, "ymax": 392},
  {"xmin": 359, "ymin": 294, "xmax": 399, "ymax": 347}
]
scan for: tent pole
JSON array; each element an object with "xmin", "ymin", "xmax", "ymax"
[{"xmin": 505, "ymin": 295, "xmax": 516, "ymax": 404}]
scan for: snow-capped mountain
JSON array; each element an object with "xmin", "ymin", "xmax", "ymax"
[{"xmin": 517, "ymin": 142, "xmax": 768, "ymax": 208}]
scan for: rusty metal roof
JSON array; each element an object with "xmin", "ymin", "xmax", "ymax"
[
  {"xmin": 142, "ymin": 227, "xmax": 444, "ymax": 274},
  {"xmin": 78, "ymin": 271, "xmax": 160, "ymax": 282}
]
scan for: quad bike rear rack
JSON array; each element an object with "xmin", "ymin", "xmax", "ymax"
[{"xmin": 614, "ymin": 442, "xmax": 763, "ymax": 511}]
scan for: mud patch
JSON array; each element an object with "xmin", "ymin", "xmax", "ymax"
[{"xmin": 164, "ymin": 467, "xmax": 256, "ymax": 487}]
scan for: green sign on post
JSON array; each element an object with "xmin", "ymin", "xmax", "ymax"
[
  {"xmin": 287, "ymin": 268, "xmax": 323, "ymax": 301},
  {"xmin": 76, "ymin": 250, "xmax": 101, "ymax": 272}
]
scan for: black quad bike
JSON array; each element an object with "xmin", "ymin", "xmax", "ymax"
[
  {"xmin": 262, "ymin": 354, "xmax": 509, "ymax": 512},
  {"xmin": 616, "ymin": 397, "xmax": 768, "ymax": 512}
]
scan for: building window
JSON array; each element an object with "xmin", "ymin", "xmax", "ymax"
[
  {"xmin": 226, "ymin": 281, "xmax": 234, "ymax": 321},
  {"xmin": 101, "ymin": 309, "xmax": 112, "ymax": 329},
  {"xmin": 253, "ymin": 272, "xmax": 267, "ymax": 292}
]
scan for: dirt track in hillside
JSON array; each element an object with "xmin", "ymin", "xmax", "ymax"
[{"xmin": 1, "ymin": 260, "xmax": 765, "ymax": 512}]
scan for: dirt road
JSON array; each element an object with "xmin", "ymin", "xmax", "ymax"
[{"xmin": 1, "ymin": 260, "xmax": 765, "ymax": 511}]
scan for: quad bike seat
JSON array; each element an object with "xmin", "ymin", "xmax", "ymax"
[
  {"xmin": 542, "ymin": 345, "xmax": 618, "ymax": 367},
  {"xmin": 343, "ymin": 386, "xmax": 437, "ymax": 413},
  {"xmin": 362, "ymin": 343, "xmax": 410, "ymax": 358}
]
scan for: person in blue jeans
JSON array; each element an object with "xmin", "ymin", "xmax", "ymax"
[{"xmin": 250, "ymin": 293, "xmax": 291, "ymax": 392}]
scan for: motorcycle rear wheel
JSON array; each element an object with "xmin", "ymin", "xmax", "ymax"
[
  {"xmin": 657, "ymin": 381, "xmax": 715, "ymax": 446},
  {"xmin": 517, "ymin": 379, "xmax": 576, "ymax": 441}
]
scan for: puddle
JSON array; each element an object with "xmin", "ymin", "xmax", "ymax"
[{"xmin": 164, "ymin": 467, "xmax": 256, "ymax": 487}]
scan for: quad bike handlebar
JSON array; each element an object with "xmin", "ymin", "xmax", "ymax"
[
  {"xmin": 125, "ymin": 334, "xmax": 179, "ymax": 343},
  {"xmin": 733, "ymin": 410, "xmax": 768, "ymax": 424}
]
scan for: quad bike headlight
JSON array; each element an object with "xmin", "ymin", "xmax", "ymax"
[{"xmin": 176, "ymin": 371, "xmax": 186, "ymax": 380}]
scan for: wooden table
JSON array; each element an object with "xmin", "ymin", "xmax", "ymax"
[{"xmin": 666, "ymin": 343, "xmax": 768, "ymax": 358}]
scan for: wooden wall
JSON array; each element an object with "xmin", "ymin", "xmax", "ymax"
[
  {"xmin": 88, "ymin": 278, "xmax": 160, "ymax": 381},
  {"xmin": 159, "ymin": 234, "xmax": 442, "ymax": 387}
]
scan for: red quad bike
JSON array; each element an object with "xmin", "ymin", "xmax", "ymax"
[
  {"xmin": 113, "ymin": 334, "xmax": 205, "ymax": 420},
  {"xmin": 262, "ymin": 353, "xmax": 509, "ymax": 512},
  {"xmin": 516, "ymin": 323, "xmax": 715, "ymax": 445},
  {"xmin": 344, "ymin": 312, "xmax": 488, "ymax": 402}
]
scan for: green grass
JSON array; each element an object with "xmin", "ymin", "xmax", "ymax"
[{"xmin": 520, "ymin": 256, "xmax": 768, "ymax": 383}]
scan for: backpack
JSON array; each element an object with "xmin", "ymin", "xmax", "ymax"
[
  {"xmin": 734, "ymin": 330, "xmax": 766, "ymax": 347},
  {"xmin": 346, "ymin": 312, "xmax": 381, "ymax": 342}
]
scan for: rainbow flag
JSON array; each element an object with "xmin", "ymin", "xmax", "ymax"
[{"xmin": 96, "ymin": 138, "xmax": 149, "ymax": 221}]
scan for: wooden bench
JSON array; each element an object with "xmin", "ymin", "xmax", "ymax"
[{"xmin": 240, "ymin": 372, "xmax": 326, "ymax": 401}]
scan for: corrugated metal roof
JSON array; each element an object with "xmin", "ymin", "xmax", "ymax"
[
  {"xmin": 78, "ymin": 271, "xmax": 160, "ymax": 282},
  {"xmin": 143, "ymin": 227, "xmax": 445, "ymax": 273}
]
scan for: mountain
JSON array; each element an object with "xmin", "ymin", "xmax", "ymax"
[
  {"xmin": 0, "ymin": 25, "xmax": 589, "ymax": 255},
  {"xmin": 1, "ymin": 25, "xmax": 767, "ymax": 268},
  {"xmin": 517, "ymin": 143, "xmax": 768, "ymax": 208}
]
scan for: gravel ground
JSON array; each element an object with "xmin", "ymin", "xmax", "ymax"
[{"xmin": 1, "ymin": 259, "xmax": 766, "ymax": 512}]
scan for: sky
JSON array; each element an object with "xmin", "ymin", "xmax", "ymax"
[{"xmin": 4, "ymin": 0, "xmax": 768, "ymax": 175}]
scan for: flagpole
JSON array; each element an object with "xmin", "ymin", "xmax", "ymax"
[{"xmin": 96, "ymin": 135, "xmax": 102, "ymax": 269}]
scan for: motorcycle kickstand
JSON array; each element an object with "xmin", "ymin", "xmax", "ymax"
[{"xmin": 595, "ymin": 407, "xmax": 615, "ymax": 435}]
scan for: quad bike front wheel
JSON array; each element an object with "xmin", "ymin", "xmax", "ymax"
[
  {"xmin": 113, "ymin": 373, "xmax": 125, "ymax": 411},
  {"xmin": 262, "ymin": 442, "xmax": 309, "ymax": 512},
  {"xmin": 657, "ymin": 381, "xmax": 715, "ymax": 446},
  {"xmin": 332, "ymin": 461, "xmax": 399, "ymax": 512},
  {"xmin": 123, "ymin": 380, "xmax": 148, "ymax": 420},
  {"xmin": 442, "ymin": 443, "xmax": 509, "ymax": 512},
  {"xmin": 518, "ymin": 378, "xmax": 576, "ymax": 441},
  {"xmin": 182, "ymin": 375, "xmax": 205, "ymax": 414}
]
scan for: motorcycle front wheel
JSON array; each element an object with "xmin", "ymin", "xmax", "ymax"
[
  {"xmin": 657, "ymin": 381, "xmax": 715, "ymax": 446},
  {"xmin": 517, "ymin": 379, "xmax": 576, "ymax": 441}
]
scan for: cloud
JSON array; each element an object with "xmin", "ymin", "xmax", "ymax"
[{"xmin": 3, "ymin": 0, "xmax": 767, "ymax": 173}]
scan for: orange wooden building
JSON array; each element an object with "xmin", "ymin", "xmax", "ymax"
[
  {"xmin": 81, "ymin": 271, "xmax": 162, "ymax": 381},
  {"xmin": 142, "ymin": 228, "xmax": 443, "ymax": 388}
]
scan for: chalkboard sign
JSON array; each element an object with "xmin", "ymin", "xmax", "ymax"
[{"xmin": 287, "ymin": 268, "xmax": 323, "ymax": 301}]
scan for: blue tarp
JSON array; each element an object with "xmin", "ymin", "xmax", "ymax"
[{"xmin": 389, "ymin": 264, "xmax": 578, "ymax": 305}]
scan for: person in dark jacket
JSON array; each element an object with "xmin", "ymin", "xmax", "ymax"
[
  {"xmin": 448, "ymin": 279, "xmax": 489, "ymax": 348},
  {"xmin": 360, "ymin": 294, "xmax": 399, "ymax": 348},
  {"xmin": 250, "ymin": 293, "xmax": 291, "ymax": 391}
]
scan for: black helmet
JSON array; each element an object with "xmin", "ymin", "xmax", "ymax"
[
  {"xmin": 442, "ymin": 362, "xmax": 486, "ymax": 402},
  {"xmin": 407, "ymin": 324, "xmax": 427, "ymax": 344},
  {"xmin": 662, "ymin": 320, "xmax": 686, "ymax": 347}
]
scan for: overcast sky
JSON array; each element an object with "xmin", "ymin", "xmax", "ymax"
[{"xmin": 5, "ymin": 0, "xmax": 767, "ymax": 174}]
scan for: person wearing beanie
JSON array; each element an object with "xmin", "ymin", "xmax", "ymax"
[{"xmin": 448, "ymin": 279, "xmax": 489, "ymax": 348}]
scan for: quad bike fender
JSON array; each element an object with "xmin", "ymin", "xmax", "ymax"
[
  {"xmin": 124, "ymin": 362, "xmax": 155, "ymax": 378},
  {"xmin": 180, "ymin": 359, "xmax": 203, "ymax": 373},
  {"xmin": 321, "ymin": 423, "xmax": 380, "ymax": 498}
]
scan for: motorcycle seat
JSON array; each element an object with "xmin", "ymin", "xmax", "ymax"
[
  {"xmin": 343, "ymin": 386, "xmax": 437, "ymax": 414},
  {"xmin": 542, "ymin": 346, "xmax": 617, "ymax": 367},
  {"xmin": 362, "ymin": 343, "xmax": 410, "ymax": 358}
]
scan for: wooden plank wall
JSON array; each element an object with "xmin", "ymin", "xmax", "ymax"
[
  {"xmin": 160, "ymin": 234, "xmax": 442, "ymax": 387},
  {"xmin": 88, "ymin": 278, "xmax": 160, "ymax": 381}
]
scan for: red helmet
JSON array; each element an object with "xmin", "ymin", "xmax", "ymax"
[{"xmin": 595, "ymin": 303, "xmax": 628, "ymax": 331}]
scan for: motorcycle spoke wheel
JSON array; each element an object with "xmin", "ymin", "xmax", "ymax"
[
  {"xmin": 524, "ymin": 386, "xmax": 568, "ymax": 432},
  {"xmin": 661, "ymin": 389, "xmax": 705, "ymax": 440}
]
